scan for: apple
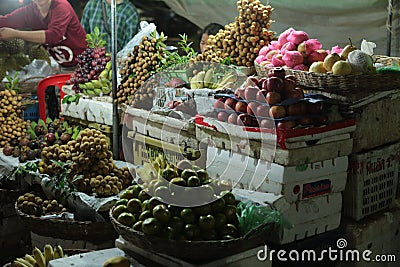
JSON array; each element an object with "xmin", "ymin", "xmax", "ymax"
[
  {"xmin": 307, "ymin": 102, "xmax": 325, "ymax": 114},
  {"xmin": 266, "ymin": 77, "xmax": 284, "ymax": 93},
  {"xmin": 244, "ymin": 86, "xmax": 259, "ymax": 101},
  {"xmin": 268, "ymin": 67, "xmax": 286, "ymax": 79},
  {"xmin": 297, "ymin": 117, "xmax": 314, "ymax": 125},
  {"xmin": 261, "ymin": 79, "xmax": 268, "ymax": 91},
  {"xmin": 269, "ymin": 105, "xmax": 286, "ymax": 119},
  {"xmin": 286, "ymin": 102, "xmax": 307, "ymax": 116},
  {"xmin": 247, "ymin": 101, "xmax": 260, "ymax": 115},
  {"xmin": 224, "ymin": 98, "xmax": 237, "ymax": 111},
  {"xmin": 217, "ymin": 111, "xmax": 229, "ymax": 122},
  {"xmin": 283, "ymin": 78, "xmax": 296, "ymax": 92},
  {"xmin": 227, "ymin": 113, "xmax": 238, "ymax": 124},
  {"xmin": 245, "ymin": 76, "xmax": 259, "ymax": 88},
  {"xmin": 237, "ymin": 113, "xmax": 253, "ymax": 126},
  {"xmin": 256, "ymin": 90, "xmax": 268, "ymax": 103},
  {"xmin": 277, "ymin": 120, "xmax": 297, "ymax": 130},
  {"xmin": 213, "ymin": 98, "xmax": 225, "ymax": 109},
  {"xmin": 259, "ymin": 119, "xmax": 275, "ymax": 129},
  {"xmin": 266, "ymin": 92, "xmax": 281, "ymax": 105},
  {"xmin": 257, "ymin": 77, "xmax": 267, "ymax": 89},
  {"xmin": 256, "ymin": 105, "xmax": 270, "ymax": 118},
  {"xmin": 234, "ymin": 87, "xmax": 245, "ymax": 99},
  {"xmin": 235, "ymin": 101, "xmax": 248, "ymax": 113},
  {"xmin": 284, "ymin": 89, "xmax": 304, "ymax": 100}
]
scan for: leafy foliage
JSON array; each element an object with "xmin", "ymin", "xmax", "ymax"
[
  {"xmin": 4, "ymin": 71, "xmax": 21, "ymax": 92},
  {"xmin": 86, "ymin": 26, "xmax": 107, "ymax": 48}
]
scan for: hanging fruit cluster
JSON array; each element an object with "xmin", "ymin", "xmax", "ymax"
[
  {"xmin": 117, "ymin": 32, "xmax": 165, "ymax": 105},
  {"xmin": 38, "ymin": 128, "xmax": 134, "ymax": 197},
  {"xmin": 197, "ymin": 0, "xmax": 274, "ymax": 67}
]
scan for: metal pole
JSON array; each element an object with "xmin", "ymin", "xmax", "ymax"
[
  {"xmin": 111, "ymin": 0, "xmax": 120, "ymax": 159},
  {"xmin": 387, "ymin": 0, "xmax": 393, "ymax": 56}
]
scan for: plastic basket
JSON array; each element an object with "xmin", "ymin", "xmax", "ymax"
[
  {"xmin": 22, "ymin": 101, "xmax": 39, "ymax": 121},
  {"xmin": 344, "ymin": 142, "xmax": 400, "ymax": 221}
]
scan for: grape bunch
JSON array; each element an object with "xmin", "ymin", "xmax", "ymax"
[{"xmin": 66, "ymin": 28, "xmax": 111, "ymax": 92}]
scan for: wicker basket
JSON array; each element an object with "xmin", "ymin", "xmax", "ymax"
[
  {"xmin": 109, "ymin": 208, "xmax": 278, "ymax": 262},
  {"xmin": 254, "ymin": 55, "xmax": 400, "ymax": 94},
  {"xmin": 15, "ymin": 202, "xmax": 118, "ymax": 242}
]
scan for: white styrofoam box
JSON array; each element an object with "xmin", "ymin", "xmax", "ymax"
[
  {"xmin": 344, "ymin": 142, "xmax": 400, "ymax": 221},
  {"xmin": 233, "ymin": 189, "xmax": 343, "ymax": 244},
  {"xmin": 195, "ymin": 115, "xmax": 355, "ymax": 166},
  {"xmin": 115, "ymin": 236, "xmax": 272, "ymax": 267},
  {"xmin": 206, "ymin": 146, "xmax": 348, "ymax": 202},
  {"xmin": 338, "ymin": 200, "xmax": 400, "ymax": 267},
  {"xmin": 30, "ymin": 232, "xmax": 114, "ymax": 252},
  {"xmin": 61, "ymin": 97, "xmax": 119, "ymax": 125},
  {"xmin": 124, "ymin": 106, "xmax": 198, "ymax": 149}
]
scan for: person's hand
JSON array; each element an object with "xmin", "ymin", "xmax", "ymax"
[{"xmin": 0, "ymin": 27, "xmax": 18, "ymax": 41}]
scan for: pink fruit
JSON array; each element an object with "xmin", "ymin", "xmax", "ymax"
[
  {"xmin": 244, "ymin": 86, "xmax": 260, "ymax": 101},
  {"xmin": 266, "ymin": 49, "xmax": 279, "ymax": 60},
  {"xmin": 287, "ymin": 30, "xmax": 309, "ymax": 45},
  {"xmin": 259, "ymin": 46, "xmax": 270, "ymax": 56},
  {"xmin": 282, "ymin": 51, "xmax": 304, "ymax": 68},
  {"xmin": 293, "ymin": 64, "xmax": 309, "ymax": 71},
  {"xmin": 278, "ymin": 27, "xmax": 295, "ymax": 45},
  {"xmin": 304, "ymin": 39, "xmax": 322, "ymax": 55},
  {"xmin": 306, "ymin": 50, "xmax": 328, "ymax": 66},
  {"xmin": 271, "ymin": 54, "xmax": 285, "ymax": 67},
  {"xmin": 329, "ymin": 45, "xmax": 343, "ymax": 54},
  {"xmin": 256, "ymin": 54, "xmax": 266, "ymax": 64},
  {"xmin": 269, "ymin": 40, "xmax": 282, "ymax": 50}
]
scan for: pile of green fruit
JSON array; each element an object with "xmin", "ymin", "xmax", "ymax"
[{"xmin": 112, "ymin": 158, "xmax": 241, "ymax": 241}]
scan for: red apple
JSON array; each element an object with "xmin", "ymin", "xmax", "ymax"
[
  {"xmin": 245, "ymin": 76, "xmax": 259, "ymax": 88},
  {"xmin": 256, "ymin": 90, "xmax": 268, "ymax": 103},
  {"xmin": 257, "ymin": 77, "xmax": 268, "ymax": 89},
  {"xmin": 235, "ymin": 101, "xmax": 248, "ymax": 113},
  {"xmin": 277, "ymin": 120, "xmax": 296, "ymax": 130},
  {"xmin": 244, "ymin": 86, "xmax": 259, "ymax": 101},
  {"xmin": 256, "ymin": 105, "xmax": 270, "ymax": 118},
  {"xmin": 266, "ymin": 92, "xmax": 281, "ymax": 105},
  {"xmin": 284, "ymin": 89, "xmax": 304, "ymax": 100},
  {"xmin": 269, "ymin": 106, "xmax": 286, "ymax": 119},
  {"xmin": 307, "ymin": 102, "xmax": 325, "ymax": 114},
  {"xmin": 247, "ymin": 101, "xmax": 260, "ymax": 115},
  {"xmin": 214, "ymin": 98, "xmax": 225, "ymax": 109},
  {"xmin": 237, "ymin": 113, "xmax": 253, "ymax": 126},
  {"xmin": 259, "ymin": 119, "xmax": 275, "ymax": 129},
  {"xmin": 234, "ymin": 87, "xmax": 245, "ymax": 99},
  {"xmin": 227, "ymin": 113, "xmax": 238, "ymax": 124},
  {"xmin": 286, "ymin": 102, "xmax": 307, "ymax": 116},
  {"xmin": 217, "ymin": 111, "xmax": 229, "ymax": 122},
  {"xmin": 284, "ymin": 78, "xmax": 296, "ymax": 92},
  {"xmin": 297, "ymin": 117, "xmax": 314, "ymax": 125},
  {"xmin": 266, "ymin": 77, "xmax": 284, "ymax": 93},
  {"xmin": 224, "ymin": 98, "xmax": 237, "ymax": 111},
  {"xmin": 268, "ymin": 67, "xmax": 286, "ymax": 79}
]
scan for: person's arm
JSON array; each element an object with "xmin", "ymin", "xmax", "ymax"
[{"xmin": 0, "ymin": 27, "xmax": 46, "ymax": 43}]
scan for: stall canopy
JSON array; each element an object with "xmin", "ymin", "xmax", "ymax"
[{"xmin": 160, "ymin": 0, "xmax": 400, "ymax": 56}]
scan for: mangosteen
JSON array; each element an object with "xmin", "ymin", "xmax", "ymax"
[
  {"xmin": 56, "ymin": 127, "xmax": 63, "ymax": 137},
  {"xmin": 18, "ymin": 153, "xmax": 28, "ymax": 163},
  {"xmin": 12, "ymin": 147, "xmax": 21, "ymax": 158},
  {"xmin": 9, "ymin": 138, "xmax": 19, "ymax": 147},
  {"xmin": 34, "ymin": 148, "xmax": 42, "ymax": 158},
  {"xmin": 3, "ymin": 146, "xmax": 13, "ymax": 156},
  {"xmin": 34, "ymin": 124, "xmax": 45, "ymax": 136},
  {"xmin": 45, "ymin": 132, "xmax": 56, "ymax": 144},
  {"xmin": 26, "ymin": 150, "xmax": 36, "ymax": 161},
  {"xmin": 28, "ymin": 141, "xmax": 39, "ymax": 150},
  {"xmin": 19, "ymin": 137, "xmax": 30, "ymax": 148},
  {"xmin": 60, "ymin": 133, "xmax": 71, "ymax": 144}
]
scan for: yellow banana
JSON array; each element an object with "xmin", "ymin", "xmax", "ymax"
[
  {"xmin": 24, "ymin": 254, "xmax": 36, "ymax": 265},
  {"xmin": 218, "ymin": 73, "xmax": 236, "ymax": 88},
  {"xmin": 196, "ymin": 71, "xmax": 206, "ymax": 88},
  {"xmin": 13, "ymin": 258, "xmax": 34, "ymax": 267},
  {"xmin": 108, "ymin": 69, "xmax": 112, "ymax": 80},
  {"xmin": 53, "ymin": 245, "xmax": 64, "ymax": 259},
  {"xmin": 32, "ymin": 247, "xmax": 46, "ymax": 267},
  {"xmin": 44, "ymin": 244, "xmax": 54, "ymax": 264},
  {"xmin": 190, "ymin": 72, "xmax": 199, "ymax": 89},
  {"xmin": 203, "ymin": 68, "xmax": 214, "ymax": 88},
  {"xmin": 103, "ymin": 256, "xmax": 130, "ymax": 267},
  {"xmin": 99, "ymin": 68, "xmax": 109, "ymax": 79}
]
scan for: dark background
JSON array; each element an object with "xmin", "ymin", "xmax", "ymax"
[{"xmin": 0, "ymin": 0, "xmax": 202, "ymax": 51}]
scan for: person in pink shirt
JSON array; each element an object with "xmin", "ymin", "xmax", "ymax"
[{"xmin": 0, "ymin": 0, "xmax": 87, "ymax": 68}]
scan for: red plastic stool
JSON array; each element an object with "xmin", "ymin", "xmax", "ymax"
[{"xmin": 37, "ymin": 73, "xmax": 71, "ymax": 121}]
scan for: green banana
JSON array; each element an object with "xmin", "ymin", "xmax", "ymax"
[
  {"xmin": 91, "ymin": 79, "xmax": 103, "ymax": 88},
  {"xmin": 78, "ymin": 83, "xmax": 87, "ymax": 90},
  {"xmin": 105, "ymin": 61, "xmax": 112, "ymax": 70},
  {"xmin": 85, "ymin": 81, "xmax": 95, "ymax": 90},
  {"xmin": 99, "ymin": 68, "xmax": 109, "ymax": 79},
  {"xmin": 94, "ymin": 88, "xmax": 103, "ymax": 96},
  {"xmin": 102, "ymin": 86, "xmax": 112, "ymax": 95},
  {"xmin": 32, "ymin": 247, "xmax": 46, "ymax": 267},
  {"xmin": 108, "ymin": 69, "xmax": 112, "ymax": 80}
]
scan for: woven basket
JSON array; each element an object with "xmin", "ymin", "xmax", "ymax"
[
  {"xmin": 15, "ymin": 202, "xmax": 118, "ymax": 242},
  {"xmin": 109, "ymin": 207, "xmax": 278, "ymax": 262},
  {"xmin": 254, "ymin": 55, "xmax": 400, "ymax": 94}
]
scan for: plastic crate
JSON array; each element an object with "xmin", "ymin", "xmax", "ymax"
[
  {"xmin": 344, "ymin": 142, "xmax": 400, "ymax": 221},
  {"xmin": 22, "ymin": 96, "xmax": 39, "ymax": 121}
]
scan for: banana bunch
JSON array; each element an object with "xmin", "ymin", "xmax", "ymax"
[
  {"xmin": 79, "ymin": 62, "xmax": 112, "ymax": 96},
  {"xmin": 136, "ymin": 154, "xmax": 170, "ymax": 183},
  {"xmin": 12, "ymin": 245, "xmax": 65, "ymax": 267},
  {"xmin": 190, "ymin": 68, "xmax": 237, "ymax": 90}
]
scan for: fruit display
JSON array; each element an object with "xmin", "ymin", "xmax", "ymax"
[
  {"xmin": 17, "ymin": 192, "xmax": 68, "ymax": 216},
  {"xmin": 117, "ymin": 32, "xmax": 165, "ymax": 105},
  {"xmin": 257, "ymin": 28, "xmax": 376, "ymax": 76},
  {"xmin": 189, "ymin": 67, "xmax": 237, "ymax": 90},
  {"xmin": 197, "ymin": 0, "xmax": 274, "ymax": 67},
  {"xmin": 66, "ymin": 28, "xmax": 112, "ymax": 95},
  {"xmin": 10, "ymin": 244, "xmax": 67, "ymax": 267},
  {"xmin": 38, "ymin": 128, "xmax": 134, "ymax": 197},
  {"xmin": 0, "ymin": 88, "xmax": 29, "ymax": 147},
  {"xmin": 212, "ymin": 67, "xmax": 330, "ymax": 129}
]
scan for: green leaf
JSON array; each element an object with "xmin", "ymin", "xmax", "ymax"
[
  {"xmin": 55, "ymin": 131, "xmax": 59, "ymax": 140},
  {"xmin": 46, "ymin": 117, "xmax": 53, "ymax": 125},
  {"xmin": 30, "ymin": 121, "xmax": 37, "ymax": 131},
  {"xmin": 38, "ymin": 118, "xmax": 46, "ymax": 126},
  {"xmin": 63, "ymin": 121, "xmax": 69, "ymax": 129}
]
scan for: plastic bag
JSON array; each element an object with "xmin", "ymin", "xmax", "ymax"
[{"xmin": 236, "ymin": 201, "xmax": 292, "ymax": 236}]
